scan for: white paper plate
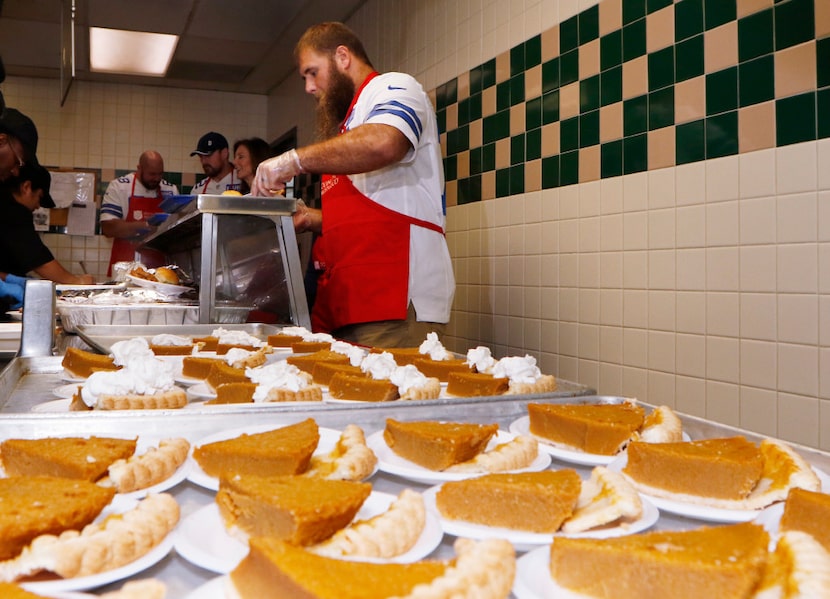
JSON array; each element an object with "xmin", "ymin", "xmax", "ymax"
[
  {"xmin": 182, "ymin": 576, "xmax": 227, "ymax": 599},
  {"xmin": 126, "ymin": 273, "xmax": 192, "ymax": 296},
  {"xmin": 53, "ymin": 382, "xmax": 83, "ymax": 399},
  {"xmin": 366, "ymin": 429, "xmax": 552, "ymax": 486},
  {"xmin": 186, "ymin": 424, "xmax": 373, "ymax": 491},
  {"xmin": 186, "ymin": 382, "xmax": 217, "ymax": 400},
  {"xmin": 184, "ymin": 399, "xmax": 324, "ymax": 410},
  {"xmin": 513, "ymin": 545, "xmax": 592, "ymax": 599},
  {"xmin": 422, "ymin": 484, "xmax": 658, "ymax": 551},
  {"xmin": 174, "ymin": 491, "xmax": 443, "ymax": 574}
]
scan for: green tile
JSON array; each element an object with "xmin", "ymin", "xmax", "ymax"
[
  {"xmin": 705, "ymin": 111, "xmax": 738, "ymax": 158},
  {"xmin": 819, "ymin": 37, "xmax": 830, "ymax": 89},
  {"xmin": 510, "ymin": 73, "xmax": 525, "ymax": 106},
  {"xmin": 510, "ymin": 164, "xmax": 525, "ymax": 195},
  {"xmin": 560, "ymin": 49, "xmax": 579, "ymax": 86},
  {"xmin": 649, "ymin": 87, "xmax": 675, "ymax": 130},
  {"xmin": 676, "ymin": 34, "xmax": 705, "ymax": 82},
  {"xmin": 560, "ymin": 150, "xmax": 580, "ymax": 186},
  {"xmin": 623, "ymin": 19, "xmax": 647, "ymax": 62},
  {"xmin": 818, "ymin": 89, "xmax": 830, "ymax": 139},
  {"xmin": 481, "ymin": 59, "xmax": 496, "ymax": 89},
  {"xmin": 581, "ymin": 110, "xmax": 600, "ymax": 147},
  {"xmin": 623, "ymin": 0, "xmax": 646, "ymax": 25},
  {"xmin": 470, "ymin": 65, "xmax": 483, "ymax": 95},
  {"xmin": 497, "ymin": 80, "xmax": 511, "ymax": 111},
  {"xmin": 579, "ymin": 5, "xmax": 600, "ymax": 45},
  {"xmin": 511, "ymin": 133, "xmax": 526, "ymax": 165},
  {"xmin": 526, "ymin": 35, "xmax": 542, "ymax": 69},
  {"xmin": 601, "ymin": 30, "xmax": 623, "ymax": 71},
  {"xmin": 706, "ymin": 67, "xmax": 738, "ymax": 115},
  {"xmin": 623, "ymin": 133, "xmax": 648, "ymax": 174},
  {"xmin": 444, "ymin": 78, "xmax": 458, "ymax": 107},
  {"xmin": 469, "ymin": 147, "xmax": 483, "ymax": 175},
  {"xmin": 776, "ymin": 92, "xmax": 817, "ymax": 146},
  {"xmin": 738, "ymin": 8, "xmax": 774, "ymax": 63},
  {"xmin": 703, "ymin": 0, "xmax": 735, "ymax": 31},
  {"xmin": 437, "ymin": 108, "xmax": 446, "ymax": 134},
  {"xmin": 675, "ymin": 0, "xmax": 703, "ymax": 42},
  {"xmin": 739, "ymin": 55, "xmax": 775, "ymax": 108},
  {"xmin": 457, "ymin": 177, "xmax": 470, "ymax": 204},
  {"xmin": 775, "ymin": 0, "xmax": 815, "ymax": 52},
  {"xmin": 542, "ymin": 155, "xmax": 560, "ymax": 188},
  {"xmin": 458, "ymin": 98, "xmax": 470, "ymax": 126},
  {"xmin": 468, "ymin": 93, "xmax": 482, "ymax": 122},
  {"xmin": 542, "ymin": 90, "xmax": 560, "ymax": 124},
  {"xmin": 526, "ymin": 96, "xmax": 543, "ymax": 130},
  {"xmin": 511, "ymin": 43, "xmax": 525, "ymax": 77},
  {"xmin": 581, "ymin": 75, "xmax": 601, "ymax": 112},
  {"xmin": 561, "ymin": 116, "xmax": 580, "ymax": 152},
  {"xmin": 447, "ymin": 125, "xmax": 469, "ymax": 155},
  {"xmin": 601, "ymin": 66, "xmax": 623, "ymax": 106},
  {"xmin": 483, "ymin": 110, "xmax": 510, "ymax": 144},
  {"xmin": 444, "ymin": 155, "xmax": 458, "ymax": 181},
  {"xmin": 482, "ymin": 143, "xmax": 496, "ymax": 171},
  {"xmin": 527, "ymin": 128, "xmax": 542, "ymax": 161},
  {"xmin": 649, "ymin": 46, "xmax": 675, "ymax": 91},
  {"xmin": 496, "ymin": 168, "xmax": 511, "ymax": 198},
  {"xmin": 624, "ymin": 95, "xmax": 648, "ymax": 135},
  {"xmin": 561, "ymin": 14, "xmax": 579, "ymax": 53},
  {"xmin": 465, "ymin": 176, "xmax": 482, "ymax": 204},
  {"xmin": 647, "ymin": 0, "xmax": 672, "ymax": 13},
  {"xmin": 436, "ymin": 83, "xmax": 448, "ymax": 110},
  {"xmin": 676, "ymin": 119, "xmax": 705, "ymax": 164},
  {"xmin": 601, "ymin": 140, "xmax": 624, "ymax": 178},
  {"xmin": 542, "ymin": 58, "xmax": 560, "ymax": 94}
]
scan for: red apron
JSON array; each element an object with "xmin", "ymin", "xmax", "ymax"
[
  {"xmin": 311, "ymin": 72, "xmax": 444, "ymax": 333},
  {"xmin": 107, "ymin": 177, "xmax": 162, "ymax": 275}
]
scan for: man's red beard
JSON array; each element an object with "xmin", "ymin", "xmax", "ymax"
[{"xmin": 316, "ymin": 63, "xmax": 356, "ymax": 141}]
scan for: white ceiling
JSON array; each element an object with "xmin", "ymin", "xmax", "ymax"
[{"xmin": 0, "ymin": 0, "xmax": 368, "ymax": 95}]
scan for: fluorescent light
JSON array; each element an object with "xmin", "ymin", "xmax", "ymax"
[{"xmin": 89, "ymin": 27, "xmax": 178, "ymax": 77}]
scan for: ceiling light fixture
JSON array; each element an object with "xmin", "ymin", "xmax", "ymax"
[{"xmin": 89, "ymin": 27, "xmax": 178, "ymax": 77}]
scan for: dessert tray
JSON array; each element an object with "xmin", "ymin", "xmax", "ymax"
[
  {"xmin": 186, "ymin": 424, "xmax": 375, "ymax": 491},
  {"xmin": 125, "ymin": 274, "xmax": 192, "ymax": 297},
  {"xmin": 421, "ymin": 485, "xmax": 659, "ymax": 551},
  {"xmin": 513, "ymin": 545, "xmax": 589, "ymax": 599},
  {"xmin": 173, "ymin": 491, "xmax": 444, "ymax": 574},
  {"xmin": 366, "ymin": 429, "xmax": 552, "ymax": 486}
]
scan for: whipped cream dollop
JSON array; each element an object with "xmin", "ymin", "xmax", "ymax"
[
  {"xmin": 304, "ymin": 332, "xmax": 335, "ymax": 344},
  {"xmin": 466, "ymin": 346, "xmax": 496, "ymax": 373},
  {"xmin": 390, "ymin": 364, "xmax": 430, "ymax": 394},
  {"xmin": 418, "ymin": 332, "xmax": 452, "ymax": 360},
  {"xmin": 360, "ymin": 351, "xmax": 398, "ymax": 380},
  {"xmin": 80, "ymin": 356, "xmax": 175, "ymax": 407},
  {"xmin": 492, "ymin": 354, "xmax": 542, "ymax": 384},
  {"xmin": 211, "ymin": 327, "xmax": 265, "ymax": 348},
  {"xmin": 246, "ymin": 361, "xmax": 310, "ymax": 401},
  {"xmin": 110, "ymin": 337, "xmax": 155, "ymax": 366},
  {"xmin": 277, "ymin": 326, "xmax": 313, "ymax": 338},
  {"xmin": 150, "ymin": 334, "xmax": 192, "ymax": 346},
  {"xmin": 331, "ymin": 341, "xmax": 367, "ymax": 366},
  {"xmin": 224, "ymin": 347, "xmax": 256, "ymax": 365}
]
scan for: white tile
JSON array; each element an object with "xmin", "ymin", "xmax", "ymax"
[
  {"xmin": 676, "ymin": 375, "xmax": 706, "ymax": 417},
  {"xmin": 579, "ymin": 253, "xmax": 600, "ymax": 288},
  {"xmin": 599, "ymin": 362, "xmax": 623, "ymax": 396},
  {"xmin": 706, "ymin": 336, "xmax": 739, "ymax": 383},
  {"xmin": 622, "ymin": 365, "xmax": 648, "ymax": 400},
  {"xmin": 823, "ymin": 243, "xmax": 830, "ymax": 294},
  {"xmin": 740, "ymin": 196, "xmax": 777, "ymax": 245},
  {"xmin": 600, "ymin": 214, "xmax": 623, "ymax": 251},
  {"xmin": 822, "ymin": 295, "xmax": 830, "ymax": 346},
  {"xmin": 676, "ymin": 333, "xmax": 706, "ymax": 377},
  {"xmin": 579, "ymin": 217, "xmax": 600, "ymax": 253},
  {"xmin": 622, "ymin": 250, "xmax": 648, "ymax": 288},
  {"xmin": 818, "ymin": 138, "xmax": 830, "ymax": 190},
  {"xmin": 777, "ymin": 192, "xmax": 818, "ymax": 243},
  {"xmin": 559, "ymin": 321, "xmax": 579, "ymax": 356},
  {"xmin": 777, "ymin": 392, "xmax": 819, "ymax": 448},
  {"xmin": 599, "ymin": 325, "xmax": 623, "ymax": 363},
  {"xmin": 676, "ymin": 162, "xmax": 706, "ymax": 206},
  {"xmin": 648, "ymin": 370, "xmax": 676, "ymax": 407},
  {"xmin": 677, "ymin": 291, "xmax": 707, "ymax": 333},
  {"xmin": 705, "ymin": 155, "xmax": 740, "ymax": 203},
  {"xmin": 579, "ymin": 323, "xmax": 600, "ymax": 360},
  {"xmin": 580, "ymin": 180, "xmax": 601, "ymax": 217},
  {"xmin": 622, "ymin": 328, "xmax": 648, "ymax": 368},
  {"xmin": 706, "ymin": 381, "xmax": 740, "ymax": 427},
  {"xmin": 579, "ymin": 288, "xmax": 600, "ymax": 323},
  {"xmin": 739, "ymin": 246, "xmax": 777, "ymax": 292},
  {"xmin": 648, "ymin": 249, "xmax": 676, "ymax": 290},
  {"xmin": 777, "ymin": 244, "xmax": 818, "ymax": 293},
  {"xmin": 648, "ymin": 167, "xmax": 676, "ymax": 209},
  {"xmin": 559, "ymin": 287, "xmax": 579, "ymax": 322},
  {"xmin": 648, "ymin": 330, "xmax": 675, "ymax": 372},
  {"xmin": 706, "ymin": 247, "xmax": 739, "ymax": 291},
  {"xmin": 778, "ymin": 343, "xmax": 819, "ymax": 397},
  {"xmin": 648, "ymin": 208, "xmax": 676, "ymax": 249},
  {"xmin": 559, "ymin": 253, "xmax": 578, "ymax": 287},
  {"xmin": 600, "ymin": 288, "xmax": 623, "ymax": 326},
  {"xmin": 623, "ymin": 289, "xmax": 648, "ymax": 328},
  {"xmin": 559, "ymin": 219, "xmax": 579, "ymax": 253},
  {"xmin": 777, "ymin": 142, "xmax": 818, "ymax": 195},
  {"xmin": 676, "ymin": 205, "xmax": 706, "ymax": 248},
  {"xmin": 600, "ymin": 176, "xmax": 624, "ymax": 214},
  {"xmin": 740, "ymin": 387, "xmax": 778, "ymax": 437},
  {"xmin": 623, "ymin": 172, "xmax": 648, "ymax": 212},
  {"xmin": 739, "ymin": 148, "xmax": 776, "ymax": 199},
  {"xmin": 778, "ymin": 294, "xmax": 818, "ymax": 345},
  {"xmin": 623, "ymin": 212, "xmax": 648, "ymax": 250},
  {"xmin": 820, "ymin": 399, "xmax": 830, "ymax": 451},
  {"xmin": 705, "ymin": 200, "xmax": 739, "ymax": 247},
  {"xmin": 560, "ymin": 185, "xmax": 580, "ymax": 219},
  {"xmin": 740, "ymin": 293, "xmax": 778, "ymax": 341},
  {"xmin": 740, "ymin": 339, "xmax": 777, "ymax": 389},
  {"xmin": 820, "ymin": 348, "xmax": 830, "ymax": 400},
  {"xmin": 648, "ymin": 290, "xmax": 676, "ymax": 331},
  {"xmin": 706, "ymin": 292, "xmax": 739, "ymax": 337},
  {"xmin": 599, "ymin": 252, "xmax": 623, "ymax": 288}
]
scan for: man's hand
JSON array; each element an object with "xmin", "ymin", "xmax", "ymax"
[
  {"xmin": 251, "ymin": 149, "xmax": 303, "ymax": 197},
  {"xmin": 0, "ymin": 274, "xmax": 27, "ymax": 309}
]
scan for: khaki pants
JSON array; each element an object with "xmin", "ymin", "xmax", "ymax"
[{"xmin": 333, "ymin": 304, "xmax": 447, "ymax": 348}]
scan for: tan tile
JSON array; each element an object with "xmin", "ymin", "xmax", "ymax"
[
  {"xmin": 496, "ymin": 50, "xmax": 511, "ymax": 84},
  {"xmin": 526, "ymin": 159, "xmax": 542, "ymax": 192},
  {"xmin": 599, "ymin": 0, "xmax": 623, "ymax": 36},
  {"xmin": 648, "ymin": 126, "xmax": 676, "ymax": 170},
  {"xmin": 674, "ymin": 76, "xmax": 706, "ymax": 124},
  {"xmin": 560, "ymin": 82, "xmax": 581, "ymax": 119},
  {"xmin": 622, "ymin": 55, "xmax": 648, "ymax": 100},
  {"xmin": 776, "ymin": 42, "xmax": 817, "ymax": 98},
  {"xmin": 580, "ymin": 39, "xmax": 600, "ymax": 80},
  {"xmin": 440, "ymin": 132, "xmax": 447, "ymax": 156},
  {"xmin": 819, "ymin": 0, "xmax": 830, "ymax": 38},
  {"xmin": 457, "ymin": 150, "xmax": 470, "ymax": 179},
  {"xmin": 445, "ymin": 180, "xmax": 458, "ymax": 207},
  {"xmin": 526, "ymin": 65, "xmax": 542, "ymax": 99},
  {"xmin": 580, "ymin": 146, "xmax": 601, "ymax": 183},
  {"xmin": 647, "ymin": 6, "xmax": 674, "ymax": 54},
  {"xmin": 446, "ymin": 103, "xmax": 458, "ymax": 131},
  {"xmin": 510, "ymin": 103, "xmax": 526, "ymax": 136},
  {"xmin": 542, "ymin": 122, "xmax": 561, "ymax": 157},
  {"xmin": 482, "ymin": 171, "xmax": 496, "ymax": 200},
  {"xmin": 737, "ymin": 0, "xmax": 773, "ymax": 18},
  {"xmin": 600, "ymin": 102, "xmax": 623, "ymax": 142},
  {"xmin": 457, "ymin": 71, "xmax": 470, "ymax": 101},
  {"xmin": 704, "ymin": 22, "xmax": 738, "ymax": 74},
  {"xmin": 469, "ymin": 119, "xmax": 483, "ymax": 148},
  {"xmin": 482, "ymin": 86, "xmax": 497, "ymax": 117},
  {"xmin": 427, "ymin": 89, "xmax": 437, "ymax": 109},
  {"xmin": 542, "ymin": 26, "xmax": 560, "ymax": 61},
  {"xmin": 496, "ymin": 138, "xmax": 511, "ymax": 169},
  {"xmin": 739, "ymin": 101, "xmax": 776, "ymax": 153}
]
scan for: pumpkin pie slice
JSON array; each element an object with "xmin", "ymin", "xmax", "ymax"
[
  {"xmin": 216, "ymin": 474, "xmax": 371, "ymax": 546},
  {"xmin": 549, "ymin": 522, "xmax": 770, "ymax": 599},
  {"xmin": 740, "ymin": 438, "xmax": 821, "ymax": 510},
  {"xmin": 412, "ymin": 357, "xmax": 472, "ymax": 382},
  {"xmin": 61, "ymin": 347, "xmax": 118, "ymax": 378},
  {"xmin": 286, "ymin": 350, "xmax": 350, "ymax": 375},
  {"xmin": 780, "ymin": 488, "xmax": 830, "ymax": 553},
  {"xmin": 445, "ymin": 371, "xmax": 509, "ymax": 397},
  {"xmin": 181, "ymin": 356, "xmax": 224, "ymax": 380},
  {"xmin": 0, "ymin": 436, "xmax": 137, "ymax": 482},
  {"xmin": 0, "ymin": 476, "xmax": 115, "ymax": 560},
  {"xmin": 757, "ymin": 530, "xmax": 830, "ymax": 598},
  {"xmin": 328, "ymin": 372, "xmax": 399, "ymax": 402},
  {"xmin": 193, "ymin": 418, "xmax": 320, "ymax": 479},
  {"xmin": 229, "ymin": 536, "xmax": 515, "ymax": 599},
  {"xmin": 205, "ymin": 362, "xmax": 249, "ymax": 392},
  {"xmin": 527, "ymin": 402, "xmax": 646, "ymax": 455},
  {"xmin": 311, "ymin": 361, "xmax": 364, "ymax": 386},
  {"xmin": 383, "ymin": 419, "xmax": 499, "ymax": 471}
]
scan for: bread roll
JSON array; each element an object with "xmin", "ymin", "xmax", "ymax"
[{"xmin": 154, "ymin": 267, "xmax": 179, "ymax": 285}]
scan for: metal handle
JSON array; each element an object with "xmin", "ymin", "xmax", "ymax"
[{"xmin": 18, "ymin": 279, "xmax": 56, "ymax": 357}]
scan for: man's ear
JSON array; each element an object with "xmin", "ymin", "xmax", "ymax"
[{"xmin": 334, "ymin": 45, "xmax": 351, "ymax": 70}]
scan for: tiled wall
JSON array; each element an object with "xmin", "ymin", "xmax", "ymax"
[{"xmin": 2, "ymin": 77, "xmax": 267, "ymax": 281}]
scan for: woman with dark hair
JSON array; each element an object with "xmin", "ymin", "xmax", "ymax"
[{"xmin": 232, "ymin": 137, "xmax": 272, "ymax": 194}]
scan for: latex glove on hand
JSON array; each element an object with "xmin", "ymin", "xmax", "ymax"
[
  {"xmin": 251, "ymin": 149, "xmax": 303, "ymax": 197},
  {"xmin": 0, "ymin": 274, "xmax": 27, "ymax": 310}
]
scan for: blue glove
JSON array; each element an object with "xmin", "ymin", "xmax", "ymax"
[{"xmin": 0, "ymin": 276, "xmax": 25, "ymax": 309}]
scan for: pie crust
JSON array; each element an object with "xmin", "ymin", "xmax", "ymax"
[
  {"xmin": 399, "ymin": 376, "xmax": 442, "ymax": 401},
  {"xmin": 444, "ymin": 434, "xmax": 538, "ymax": 473},
  {"xmin": 507, "ymin": 373, "xmax": 558, "ymax": 395},
  {"xmin": 101, "ymin": 438, "xmax": 190, "ymax": 493},
  {"xmin": 633, "ymin": 405, "xmax": 683, "ymax": 443},
  {"xmin": 383, "ymin": 419, "xmax": 499, "ymax": 471},
  {"xmin": 70, "ymin": 387, "xmax": 188, "ymax": 411},
  {"xmin": 99, "ymin": 580, "xmax": 167, "ymax": 599},
  {"xmin": 755, "ymin": 530, "xmax": 830, "ymax": 599},
  {"xmin": 305, "ymin": 424, "xmax": 377, "ymax": 481},
  {"xmin": 561, "ymin": 466, "xmax": 643, "ymax": 533},
  {"xmin": 780, "ymin": 488, "xmax": 830, "ymax": 553},
  {"xmin": 0, "ymin": 436, "xmax": 137, "ymax": 482}
]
